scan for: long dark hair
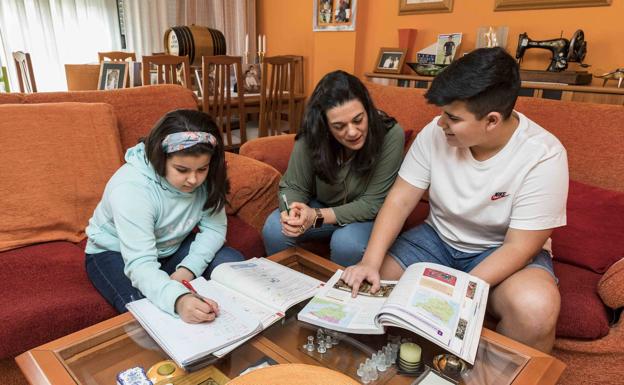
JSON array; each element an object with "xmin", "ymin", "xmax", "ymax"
[
  {"xmin": 143, "ymin": 109, "xmax": 229, "ymax": 214},
  {"xmin": 297, "ymin": 70, "xmax": 396, "ymax": 183}
]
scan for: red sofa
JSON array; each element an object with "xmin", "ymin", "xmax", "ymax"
[
  {"xmin": 239, "ymin": 81, "xmax": 624, "ymax": 385},
  {"xmin": 0, "ymin": 85, "xmax": 281, "ymax": 360}
]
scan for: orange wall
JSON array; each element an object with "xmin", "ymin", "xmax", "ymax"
[{"xmin": 259, "ymin": 0, "xmax": 624, "ymax": 89}]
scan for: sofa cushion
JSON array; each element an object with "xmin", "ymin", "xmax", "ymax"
[
  {"xmin": 225, "ymin": 215, "xmax": 265, "ymax": 259},
  {"xmin": 0, "ymin": 103, "xmax": 123, "ymax": 252},
  {"xmin": 552, "ymin": 180, "xmax": 624, "ymax": 274},
  {"xmin": 554, "ymin": 260, "xmax": 610, "ymax": 339},
  {"xmin": 0, "ymin": 242, "xmax": 116, "ymax": 358}
]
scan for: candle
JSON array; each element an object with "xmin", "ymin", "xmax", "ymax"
[
  {"xmin": 262, "ymin": 34, "xmax": 266, "ymax": 53},
  {"xmin": 399, "ymin": 342, "xmax": 422, "ymax": 363},
  {"xmin": 258, "ymin": 35, "xmax": 261, "ymax": 53},
  {"xmin": 245, "ymin": 34, "xmax": 249, "ymax": 54}
]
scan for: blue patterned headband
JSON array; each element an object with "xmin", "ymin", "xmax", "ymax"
[{"xmin": 161, "ymin": 131, "xmax": 217, "ymax": 153}]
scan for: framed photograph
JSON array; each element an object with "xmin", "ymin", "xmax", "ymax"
[
  {"xmin": 494, "ymin": 0, "xmax": 611, "ymax": 11},
  {"xmin": 374, "ymin": 48, "xmax": 407, "ymax": 74},
  {"xmin": 313, "ymin": 0, "xmax": 357, "ymax": 32},
  {"xmin": 435, "ymin": 33, "xmax": 462, "ymax": 65},
  {"xmin": 98, "ymin": 62, "xmax": 128, "ymax": 90},
  {"xmin": 399, "ymin": 0, "xmax": 454, "ymax": 15}
]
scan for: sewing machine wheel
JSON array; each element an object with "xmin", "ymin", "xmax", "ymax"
[{"xmin": 568, "ymin": 29, "xmax": 587, "ymax": 63}]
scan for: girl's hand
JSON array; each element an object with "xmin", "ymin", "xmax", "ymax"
[
  {"xmin": 175, "ymin": 294, "xmax": 220, "ymax": 323},
  {"xmin": 170, "ymin": 267, "xmax": 195, "ymax": 283}
]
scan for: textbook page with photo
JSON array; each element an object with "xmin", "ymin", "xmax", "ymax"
[
  {"xmin": 127, "ymin": 258, "xmax": 322, "ymax": 368},
  {"xmin": 297, "ymin": 263, "xmax": 489, "ymax": 364}
]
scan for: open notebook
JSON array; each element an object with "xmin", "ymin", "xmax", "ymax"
[{"xmin": 127, "ymin": 258, "xmax": 322, "ymax": 368}]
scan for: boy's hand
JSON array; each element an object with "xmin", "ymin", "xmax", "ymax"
[
  {"xmin": 341, "ymin": 263, "xmax": 381, "ymax": 298},
  {"xmin": 175, "ymin": 294, "xmax": 219, "ymax": 323}
]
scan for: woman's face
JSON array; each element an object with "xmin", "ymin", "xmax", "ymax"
[
  {"xmin": 165, "ymin": 153, "xmax": 211, "ymax": 192},
  {"xmin": 326, "ymin": 99, "xmax": 368, "ymax": 152}
]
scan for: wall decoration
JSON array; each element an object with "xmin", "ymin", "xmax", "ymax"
[
  {"xmin": 494, "ymin": 0, "xmax": 611, "ymax": 11},
  {"xmin": 399, "ymin": 0, "xmax": 453, "ymax": 15},
  {"xmin": 98, "ymin": 62, "xmax": 128, "ymax": 90},
  {"xmin": 374, "ymin": 48, "xmax": 407, "ymax": 74},
  {"xmin": 313, "ymin": 0, "xmax": 357, "ymax": 31},
  {"xmin": 476, "ymin": 26, "xmax": 509, "ymax": 49}
]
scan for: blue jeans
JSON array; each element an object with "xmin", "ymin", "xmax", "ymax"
[
  {"xmin": 388, "ymin": 223, "xmax": 556, "ymax": 280},
  {"xmin": 85, "ymin": 233, "xmax": 245, "ymax": 313},
  {"xmin": 262, "ymin": 201, "xmax": 374, "ymax": 267}
]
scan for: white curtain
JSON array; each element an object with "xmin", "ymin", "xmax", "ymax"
[
  {"xmin": 122, "ymin": 0, "xmax": 174, "ymax": 59},
  {"xmin": 0, "ymin": 0, "xmax": 120, "ymax": 91}
]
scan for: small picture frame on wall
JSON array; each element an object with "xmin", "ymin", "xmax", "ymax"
[
  {"xmin": 313, "ymin": 0, "xmax": 357, "ymax": 31},
  {"xmin": 399, "ymin": 0, "xmax": 454, "ymax": 15},
  {"xmin": 374, "ymin": 48, "xmax": 407, "ymax": 74},
  {"xmin": 98, "ymin": 62, "xmax": 128, "ymax": 90},
  {"xmin": 494, "ymin": 0, "xmax": 611, "ymax": 12}
]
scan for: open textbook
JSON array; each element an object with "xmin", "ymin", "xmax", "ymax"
[
  {"xmin": 127, "ymin": 258, "xmax": 322, "ymax": 369},
  {"xmin": 297, "ymin": 263, "xmax": 489, "ymax": 364}
]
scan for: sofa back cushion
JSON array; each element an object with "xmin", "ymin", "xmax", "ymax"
[
  {"xmin": 12, "ymin": 84, "xmax": 198, "ymax": 151},
  {"xmin": 552, "ymin": 180, "xmax": 624, "ymax": 274},
  {"xmin": 515, "ymin": 97, "xmax": 624, "ymax": 192},
  {"xmin": 0, "ymin": 103, "xmax": 123, "ymax": 252}
]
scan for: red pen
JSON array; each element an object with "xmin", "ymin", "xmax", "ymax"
[{"xmin": 181, "ymin": 280, "xmax": 219, "ymax": 315}]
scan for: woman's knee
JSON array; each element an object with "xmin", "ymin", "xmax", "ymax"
[{"xmin": 329, "ymin": 227, "xmax": 369, "ymax": 267}]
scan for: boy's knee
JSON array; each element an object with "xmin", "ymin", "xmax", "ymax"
[{"xmin": 505, "ymin": 288, "xmax": 560, "ymax": 333}]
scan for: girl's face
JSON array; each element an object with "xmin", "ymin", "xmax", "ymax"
[
  {"xmin": 326, "ymin": 99, "xmax": 369, "ymax": 153},
  {"xmin": 165, "ymin": 153, "xmax": 211, "ymax": 192}
]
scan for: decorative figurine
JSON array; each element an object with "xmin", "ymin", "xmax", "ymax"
[
  {"xmin": 432, "ymin": 354, "xmax": 468, "ymax": 377},
  {"xmin": 595, "ymin": 68, "xmax": 624, "ymax": 88},
  {"xmin": 146, "ymin": 360, "xmax": 186, "ymax": 384}
]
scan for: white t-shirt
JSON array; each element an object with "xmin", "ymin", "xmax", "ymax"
[{"xmin": 399, "ymin": 112, "xmax": 568, "ymax": 253}]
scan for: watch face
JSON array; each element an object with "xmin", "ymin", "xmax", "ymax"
[{"xmin": 168, "ymin": 32, "xmax": 179, "ymax": 56}]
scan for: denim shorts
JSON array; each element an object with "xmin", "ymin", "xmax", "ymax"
[{"xmin": 388, "ymin": 223, "xmax": 557, "ymax": 281}]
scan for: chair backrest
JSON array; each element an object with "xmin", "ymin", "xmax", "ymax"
[
  {"xmin": 259, "ymin": 56, "xmax": 296, "ymax": 137},
  {"xmin": 141, "ymin": 55, "xmax": 192, "ymax": 89},
  {"xmin": 98, "ymin": 51, "xmax": 136, "ymax": 62},
  {"xmin": 202, "ymin": 56, "xmax": 246, "ymax": 150},
  {"xmin": 283, "ymin": 55, "xmax": 304, "ymax": 94},
  {"xmin": 12, "ymin": 51, "xmax": 37, "ymax": 93}
]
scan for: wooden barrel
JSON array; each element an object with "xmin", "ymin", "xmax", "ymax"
[{"xmin": 164, "ymin": 25, "xmax": 226, "ymax": 66}]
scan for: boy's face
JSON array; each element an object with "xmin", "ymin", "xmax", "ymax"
[{"xmin": 437, "ymin": 101, "xmax": 489, "ymax": 148}]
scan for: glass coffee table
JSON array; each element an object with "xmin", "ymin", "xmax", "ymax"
[{"xmin": 16, "ymin": 248, "xmax": 565, "ymax": 385}]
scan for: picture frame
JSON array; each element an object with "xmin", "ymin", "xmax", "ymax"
[
  {"xmin": 494, "ymin": 0, "xmax": 611, "ymax": 11},
  {"xmin": 399, "ymin": 0, "xmax": 454, "ymax": 15},
  {"xmin": 313, "ymin": 0, "xmax": 358, "ymax": 32},
  {"xmin": 374, "ymin": 47, "xmax": 407, "ymax": 74},
  {"xmin": 98, "ymin": 62, "xmax": 128, "ymax": 90},
  {"xmin": 435, "ymin": 33, "xmax": 462, "ymax": 65}
]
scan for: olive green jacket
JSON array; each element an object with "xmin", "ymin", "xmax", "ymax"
[{"xmin": 278, "ymin": 123, "xmax": 405, "ymax": 225}]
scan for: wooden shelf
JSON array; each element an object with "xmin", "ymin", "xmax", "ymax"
[{"xmin": 364, "ymin": 72, "xmax": 624, "ymax": 105}]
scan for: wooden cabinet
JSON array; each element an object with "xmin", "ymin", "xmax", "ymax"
[{"xmin": 364, "ymin": 72, "xmax": 624, "ymax": 106}]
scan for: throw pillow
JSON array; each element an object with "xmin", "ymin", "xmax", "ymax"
[{"xmin": 551, "ymin": 180, "xmax": 624, "ymax": 274}]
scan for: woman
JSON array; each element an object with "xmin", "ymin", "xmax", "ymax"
[{"xmin": 262, "ymin": 70, "xmax": 405, "ymax": 266}]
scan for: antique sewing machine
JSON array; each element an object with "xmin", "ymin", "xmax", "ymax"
[
  {"xmin": 516, "ymin": 30, "xmax": 587, "ymax": 72},
  {"xmin": 516, "ymin": 30, "xmax": 591, "ymax": 84}
]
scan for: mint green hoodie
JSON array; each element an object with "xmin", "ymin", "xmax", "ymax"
[{"xmin": 85, "ymin": 143, "xmax": 227, "ymax": 316}]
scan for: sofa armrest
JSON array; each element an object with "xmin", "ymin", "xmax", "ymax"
[
  {"xmin": 598, "ymin": 257, "xmax": 624, "ymax": 309},
  {"xmin": 225, "ymin": 152, "xmax": 281, "ymax": 233},
  {"xmin": 239, "ymin": 134, "xmax": 295, "ymax": 175}
]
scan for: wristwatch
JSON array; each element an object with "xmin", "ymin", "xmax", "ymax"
[{"xmin": 313, "ymin": 208, "xmax": 325, "ymax": 228}]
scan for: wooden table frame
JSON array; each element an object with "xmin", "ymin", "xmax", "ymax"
[{"xmin": 16, "ymin": 248, "xmax": 565, "ymax": 385}]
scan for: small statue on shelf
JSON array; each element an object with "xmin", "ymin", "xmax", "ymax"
[{"xmin": 595, "ymin": 68, "xmax": 624, "ymax": 88}]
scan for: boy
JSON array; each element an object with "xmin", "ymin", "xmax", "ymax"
[{"xmin": 342, "ymin": 47, "xmax": 568, "ymax": 352}]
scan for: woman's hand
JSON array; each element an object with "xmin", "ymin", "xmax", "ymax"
[
  {"xmin": 280, "ymin": 202, "xmax": 315, "ymax": 237},
  {"xmin": 341, "ymin": 263, "xmax": 381, "ymax": 298},
  {"xmin": 175, "ymin": 293, "xmax": 220, "ymax": 323}
]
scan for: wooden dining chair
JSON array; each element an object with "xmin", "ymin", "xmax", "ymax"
[
  {"xmin": 98, "ymin": 51, "xmax": 136, "ymax": 62},
  {"xmin": 259, "ymin": 56, "xmax": 297, "ymax": 137},
  {"xmin": 201, "ymin": 56, "xmax": 247, "ymax": 151},
  {"xmin": 12, "ymin": 51, "xmax": 37, "ymax": 93},
  {"xmin": 283, "ymin": 55, "xmax": 305, "ymax": 131},
  {"xmin": 141, "ymin": 55, "xmax": 192, "ymax": 89}
]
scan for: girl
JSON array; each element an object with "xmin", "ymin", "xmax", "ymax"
[
  {"xmin": 262, "ymin": 70, "xmax": 405, "ymax": 266},
  {"xmin": 85, "ymin": 109, "xmax": 244, "ymax": 324}
]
